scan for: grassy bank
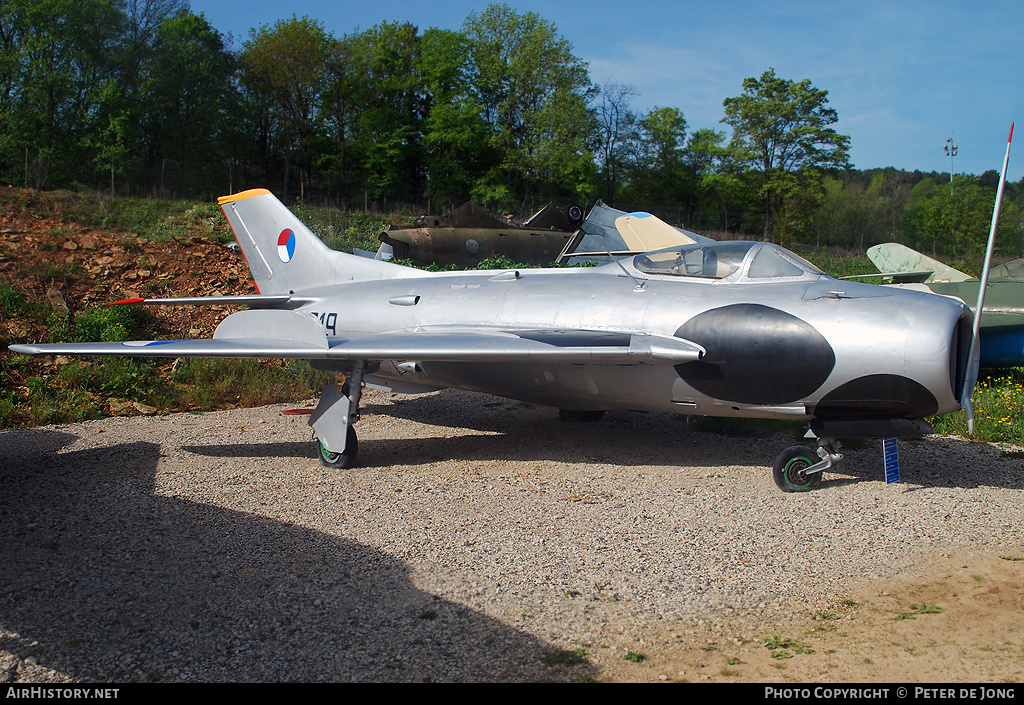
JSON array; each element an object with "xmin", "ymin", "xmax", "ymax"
[
  {"xmin": 931, "ymin": 368, "xmax": 1024, "ymax": 446},
  {"xmin": 0, "ymin": 187, "xmax": 406, "ymax": 250},
  {"xmin": 0, "ymin": 293, "xmax": 335, "ymax": 426}
]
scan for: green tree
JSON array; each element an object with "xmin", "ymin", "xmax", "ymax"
[
  {"xmin": 115, "ymin": 0, "xmax": 190, "ymax": 154},
  {"xmin": 615, "ymin": 106, "xmax": 707, "ymax": 226},
  {"xmin": 418, "ymin": 27, "xmax": 493, "ymax": 202},
  {"xmin": 81, "ymin": 82, "xmax": 132, "ymax": 192},
  {"xmin": 463, "ymin": 3, "xmax": 597, "ymax": 210},
  {"xmin": 905, "ymin": 175, "xmax": 1021, "ymax": 260},
  {"xmin": 722, "ymin": 68, "xmax": 850, "ymax": 242},
  {"xmin": 0, "ymin": 0, "xmax": 125, "ymax": 186},
  {"xmin": 144, "ymin": 12, "xmax": 234, "ymax": 168},
  {"xmin": 685, "ymin": 127, "xmax": 733, "ymax": 231},
  {"xmin": 118, "ymin": 1, "xmax": 190, "ymax": 95},
  {"xmin": 812, "ymin": 177, "xmax": 867, "ymax": 250},
  {"xmin": 620, "ymin": 106, "xmax": 688, "ymax": 204},
  {"xmin": 870, "ymin": 169, "xmax": 912, "ymax": 244},
  {"xmin": 240, "ymin": 16, "xmax": 332, "ymax": 201},
  {"xmin": 701, "ymin": 172, "xmax": 749, "ymax": 236},
  {"xmin": 346, "ymin": 22, "xmax": 426, "ymax": 199},
  {"xmin": 319, "ymin": 33, "xmax": 361, "ymax": 207},
  {"xmin": 594, "ymin": 81, "xmax": 637, "ymax": 202},
  {"xmin": 0, "ymin": 0, "xmax": 27, "ymax": 117}
]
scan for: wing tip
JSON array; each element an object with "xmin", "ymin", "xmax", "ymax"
[{"xmin": 8, "ymin": 344, "xmax": 39, "ymax": 355}]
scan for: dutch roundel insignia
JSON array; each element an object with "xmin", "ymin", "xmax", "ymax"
[{"xmin": 277, "ymin": 229, "xmax": 296, "ymax": 263}]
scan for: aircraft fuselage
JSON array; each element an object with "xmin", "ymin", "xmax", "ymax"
[{"xmin": 295, "ymin": 260, "xmax": 971, "ymax": 434}]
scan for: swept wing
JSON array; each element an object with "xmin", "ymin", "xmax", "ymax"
[{"xmin": 10, "ymin": 309, "xmax": 704, "ymax": 365}]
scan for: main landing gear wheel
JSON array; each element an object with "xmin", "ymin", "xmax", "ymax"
[
  {"xmin": 318, "ymin": 425, "xmax": 358, "ymax": 469},
  {"xmin": 772, "ymin": 445, "xmax": 821, "ymax": 493}
]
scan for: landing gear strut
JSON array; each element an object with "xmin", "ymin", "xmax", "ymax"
[
  {"xmin": 310, "ymin": 362, "xmax": 366, "ymax": 469},
  {"xmin": 772, "ymin": 437, "xmax": 842, "ymax": 493}
]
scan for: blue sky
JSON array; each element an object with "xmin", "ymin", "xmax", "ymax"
[{"xmin": 190, "ymin": 0, "xmax": 1024, "ymax": 181}]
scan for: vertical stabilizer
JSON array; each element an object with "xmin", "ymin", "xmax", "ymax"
[{"xmin": 218, "ymin": 189, "xmax": 423, "ymax": 295}]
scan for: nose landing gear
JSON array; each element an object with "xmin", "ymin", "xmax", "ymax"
[{"xmin": 772, "ymin": 437, "xmax": 842, "ymax": 493}]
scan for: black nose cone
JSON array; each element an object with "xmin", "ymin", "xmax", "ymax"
[{"xmin": 675, "ymin": 304, "xmax": 835, "ymax": 405}]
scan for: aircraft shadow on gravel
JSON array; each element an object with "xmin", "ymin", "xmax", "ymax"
[
  {"xmin": 181, "ymin": 402, "xmax": 770, "ymax": 471},
  {"xmin": 183, "ymin": 396, "xmax": 1024, "ymax": 493},
  {"xmin": 820, "ymin": 438, "xmax": 1024, "ymax": 493},
  {"xmin": 0, "ymin": 428, "xmax": 591, "ymax": 683}
]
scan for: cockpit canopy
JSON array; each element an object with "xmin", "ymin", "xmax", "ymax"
[{"xmin": 632, "ymin": 241, "xmax": 824, "ymax": 282}]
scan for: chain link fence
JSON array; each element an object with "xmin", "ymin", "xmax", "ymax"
[
  {"xmin": 10, "ymin": 155, "xmax": 477, "ymax": 217},
  {"xmin": 11, "ymin": 156, "xmax": 730, "ymax": 234}
]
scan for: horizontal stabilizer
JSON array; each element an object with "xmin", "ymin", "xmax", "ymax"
[
  {"xmin": 111, "ymin": 294, "xmax": 302, "ymax": 308},
  {"xmin": 352, "ymin": 243, "xmax": 394, "ymax": 261},
  {"xmin": 8, "ymin": 339, "xmax": 327, "ymax": 358},
  {"xmin": 840, "ymin": 271, "xmax": 934, "ymax": 284}
]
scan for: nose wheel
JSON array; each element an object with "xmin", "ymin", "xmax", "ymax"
[
  {"xmin": 773, "ymin": 446, "xmax": 821, "ymax": 492},
  {"xmin": 772, "ymin": 438, "xmax": 842, "ymax": 493}
]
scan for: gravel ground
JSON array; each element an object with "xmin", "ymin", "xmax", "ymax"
[{"xmin": 3, "ymin": 387, "xmax": 1024, "ymax": 683}]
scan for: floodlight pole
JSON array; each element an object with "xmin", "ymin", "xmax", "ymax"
[{"xmin": 943, "ymin": 136, "xmax": 957, "ymax": 196}]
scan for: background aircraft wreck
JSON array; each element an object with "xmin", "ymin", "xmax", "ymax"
[
  {"xmin": 865, "ymin": 242, "xmax": 1024, "ymax": 367},
  {"xmin": 554, "ymin": 201, "xmax": 712, "ymax": 265},
  {"xmin": 375, "ymin": 200, "xmax": 582, "ymax": 267},
  {"xmin": 10, "ymin": 190, "xmax": 977, "ymax": 493},
  {"xmin": 367, "ymin": 200, "xmax": 711, "ymax": 267}
]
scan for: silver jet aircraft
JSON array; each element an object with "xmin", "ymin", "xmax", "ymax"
[{"xmin": 10, "ymin": 189, "xmax": 976, "ymax": 492}]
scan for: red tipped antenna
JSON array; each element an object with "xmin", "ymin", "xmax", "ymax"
[{"xmin": 965, "ymin": 122, "xmax": 1014, "ymax": 433}]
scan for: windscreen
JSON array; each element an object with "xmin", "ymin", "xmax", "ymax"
[
  {"xmin": 634, "ymin": 242, "xmax": 756, "ymax": 279},
  {"xmin": 633, "ymin": 242, "xmax": 823, "ymax": 281}
]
